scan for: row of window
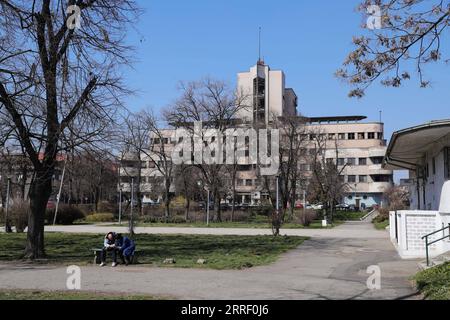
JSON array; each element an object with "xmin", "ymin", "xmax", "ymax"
[
  {"xmin": 341, "ymin": 175, "xmax": 393, "ymax": 184},
  {"xmin": 305, "ymin": 132, "xmax": 383, "ymax": 141}
]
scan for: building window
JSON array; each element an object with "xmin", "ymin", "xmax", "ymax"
[
  {"xmin": 368, "ymin": 132, "xmax": 375, "ymax": 139},
  {"xmin": 347, "ymin": 158, "xmax": 356, "ymax": 166},
  {"xmin": 348, "ymin": 175, "xmax": 356, "ymax": 183},
  {"xmin": 359, "ymin": 158, "xmax": 367, "ymax": 166},
  {"xmin": 359, "ymin": 175, "xmax": 368, "ymax": 183},
  {"xmin": 339, "ymin": 175, "xmax": 345, "ymax": 183},
  {"xmin": 328, "ymin": 133, "xmax": 336, "ymax": 140},
  {"xmin": 338, "ymin": 133, "xmax": 346, "ymax": 140},
  {"xmin": 348, "ymin": 133, "xmax": 355, "ymax": 140},
  {"xmin": 358, "ymin": 133, "xmax": 365, "ymax": 140},
  {"xmin": 377, "ymin": 132, "xmax": 383, "ymax": 140},
  {"xmin": 337, "ymin": 158, "xmax": 345, "ymax": 166},
  {"xmin": 371, "ymin": 157, "xmax": 383, "ymax": 165}
]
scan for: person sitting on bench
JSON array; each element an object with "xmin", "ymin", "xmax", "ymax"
[
  {"xmin": 100, "ymin": 232, "xmax": 118, "ymax": 267},
  {"xmin": 115, "ymin": 234, "xmax": 136, "ymax": 266}
]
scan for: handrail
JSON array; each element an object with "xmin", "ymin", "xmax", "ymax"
[
  {"xmin": 422, "ymin": 225, "xmax": 450, "ymax": 267},
  {"xmin": 422, "ymin": 226, "xmax": 450, "ymax": 239}
]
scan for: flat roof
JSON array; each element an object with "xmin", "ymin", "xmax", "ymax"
[
  {"xmin": 306, "ymin": 116, "xmax": 367, "ymax": 123},
  {"xmin": 383, "ymin": 119, "xmax": 450, "ymax": 170}
]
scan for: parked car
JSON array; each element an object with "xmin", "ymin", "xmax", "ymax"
[
  {"xmin": 336, "ymin": 203, "xmax": 350, "ymax": 210},
  {"xmin": 311, "ymin": 204, "xmax": 324, "ymax": 210}
]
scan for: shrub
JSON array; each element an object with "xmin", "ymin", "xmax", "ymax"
[
  {"xmin": 97, "ymin": 202, "xmax": 117, "ymax": 214},
  {"xmin": 46, "ymin": 205, "xmax": 85, "ymax": 225},
  {"xmin": 85, "ymin": 213, "xmax": 115, "ymax": 223},
  {"xmin": 251, "ymin": 205, "xmax": 273, "ymax": 217},
  {"xmin": 294, "ymin": 209, "xmax": 318, "ymax": 227},
  {"xmin": 373, "ymin": 207, "xmax": 390, "ymax": 224},
  {"xmin": 9, "ymin": 198, "xmax": 30, "ymax": 233},
  {"xmin": 414, "ymin": 262, "xmax": 450, "ymax": 300}
]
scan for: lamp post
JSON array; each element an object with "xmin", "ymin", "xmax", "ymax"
[{"xmin": 197, "ymin": 180, "xmax": 210, "ymax": 226}]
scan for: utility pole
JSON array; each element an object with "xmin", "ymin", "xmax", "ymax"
[
  {"xmin": 129, "ymin": 178, "xmax": 134, "ymax": 236},
  {"xmin": 118, "ymin": 187, "xmax": 122, "ymax": 225}
]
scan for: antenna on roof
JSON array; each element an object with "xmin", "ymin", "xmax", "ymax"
[{"xmin": 258, "ymin": 27, "xmax": 264, "ymax": 65}]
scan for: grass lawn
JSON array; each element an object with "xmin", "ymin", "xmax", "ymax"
[
  {"xmin": 0, "ymin": 233, "xmax": 307, "ymax": 270},
  {"xmin": 373, "ymin": 220, "xmax": 389, "ymax": 230},
  {"xmin": 0, "ymin": 289, "xmax": 165, "ymax": 300},
  {"xmin": 414, "ymin": 262, "xmax": 450, "ymax": 300}
]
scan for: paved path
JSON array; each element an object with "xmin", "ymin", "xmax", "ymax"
[
  {"xmin": 43, "ymin": 222, "xmax": 387, "ymax": 239},
  {"xmin": 0, "ymin": 222, "xmax": 421, "ymax": 300}
]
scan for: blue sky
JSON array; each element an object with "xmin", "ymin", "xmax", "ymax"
[{"xmin": 123, "ymin": 0, "xmax": 450, "ymax": 140}]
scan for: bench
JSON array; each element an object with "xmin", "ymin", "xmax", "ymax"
[{"xmin": 92, "ymin": 248, "xmax": 139, "ymax": 265}]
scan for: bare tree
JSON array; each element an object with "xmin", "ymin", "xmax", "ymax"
[
  {"xmin": 383, "ymin": 184, "xmax": 410, "ymax": 211},
  {"xmin": 309, "ymin": 133, "xmax": 349, "ymax": 222},
  {"xmin": 173, "ymin": 164, "xmax": 202, "ymax": 221},
  {"xmin": 0, "ymin": 1, "xmax": 140, "ymax": 259},
  {"xmin": 258, "ymin": 115, "xmax": 309, "ymax": 235},
  {"xmin": 165, "ymin": 78, "xmax": 248, "ymax": 222},
  {"xmin": 337, "ymin": 0, "xmax": 450, "ymax": 98}
]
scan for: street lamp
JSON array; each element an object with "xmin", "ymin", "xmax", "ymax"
[{"xmin": 197, "ymin": 180, "xmax": 210, "ymax": 226}]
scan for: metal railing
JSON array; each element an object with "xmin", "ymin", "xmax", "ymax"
[{"xmin": 422, "ymin": 225, "xmax": 450, "ymax": 267}]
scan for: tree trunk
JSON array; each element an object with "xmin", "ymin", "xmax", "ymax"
[
  {"xmin": 164, "ymin": 179, "xmax": 171, "ymax": 222},
  {"xmin": 213, "ymin": 189, "xmax": 221, "ymax": 222},
  {"xmin": 184, "ymin": 197, "xmax": 190, "ymax": 222},
  {"xmin": 25, "ymin": 169, "xmax": 53, "ymax": 259}
]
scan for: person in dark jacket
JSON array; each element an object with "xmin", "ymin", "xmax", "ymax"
[
  {"xmin": 115, "ymin": 234, "xmax": 136, "ymax": 266},
  {"xmin": 100, "ymin": 232, "xmax": 118, "ymax": 267}
]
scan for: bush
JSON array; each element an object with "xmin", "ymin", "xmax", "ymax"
[
  {"xmin": 85, "ymin": 213, "xmax": 115, "ymax": 223},
  {"xmin": 250, "ymin": 205, "xmax": 273, "ymax": 217},
  {"xmin": 46, "ymin": 205, "xmax": 85, "ymax": 225},
  {"xmin": 9, "ymin": 198, "xmax": 30, "ymax": 233},
  {"xmin": 294, "ymin": 209, "xmax": 318, "ymax": 227},
  {"xmin": 97, "ymin": 202, "xmax": 117, "ymax": 214},
  {"xmin": 414, "ymin": 262, "xmax": 450, "ymax": 300},
  {"xmin": 373, "ymin": 207, "xmax": 390, "ymax": 224}
]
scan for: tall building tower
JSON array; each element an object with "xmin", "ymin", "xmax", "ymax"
[{"xmin": 236, "ymin": 60, "xmax": 298, "ymax": 125}]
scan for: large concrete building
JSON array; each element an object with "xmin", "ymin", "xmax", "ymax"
[{"xmin": 119, "ymin": 61, "xmax": 393, "ymax": 208}]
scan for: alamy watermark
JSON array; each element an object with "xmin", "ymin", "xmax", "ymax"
[
  {"xmin": 366, "ymin": 265, "xmax": 381, "ymax": 290},
  {"xmin": 171, "ymin": 122, "xmax": 280, "ymax": 176},
  {"xmin": 366, "ymin": 5, "xmax": 382, "ymax": 30},
  {"xmin": 66, "ymin": 265, "xmax": 81, "ymax": 290},
  {"xmin": 66, "ymin": 5, "xmax": 82, "ymax": 30}
]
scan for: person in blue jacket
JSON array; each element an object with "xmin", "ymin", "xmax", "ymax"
[{"xmin": 115, "ymin": 234, "xmax": 136, "ymax": 265}]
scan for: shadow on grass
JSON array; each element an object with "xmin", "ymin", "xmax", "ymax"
[{"xmin": 0, "ymin": 233, "xmax": 307, "ymax": 270}]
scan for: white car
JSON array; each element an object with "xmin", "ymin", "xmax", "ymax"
[{"xmin": 312, "ymin": 204, "xmax": 324, "ymax": 210}]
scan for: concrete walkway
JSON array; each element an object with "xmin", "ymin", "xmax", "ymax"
[
  {"xmin": 0, "ymin": 222, "xmax": 421, "ymax": 300},
  {"xmin": 43, "ymin": 221, "xmax": 388, "ymax": 239}
]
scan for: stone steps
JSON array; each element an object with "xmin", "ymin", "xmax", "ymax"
[{"xmin": 418, "ymin": 252, "xmax": 450, "ymax": 270}]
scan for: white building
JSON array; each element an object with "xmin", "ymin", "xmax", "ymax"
[
  {"xmin": 384, "ymin": 120, "xmax": 450, "ymax": 260},
  {"xmin": 119, "ymin": 61, "xmax": 393, "ymax": 208},
  {"xmin": 236, "ymin": 60, "xmax": 298, "ymax": 124}
]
